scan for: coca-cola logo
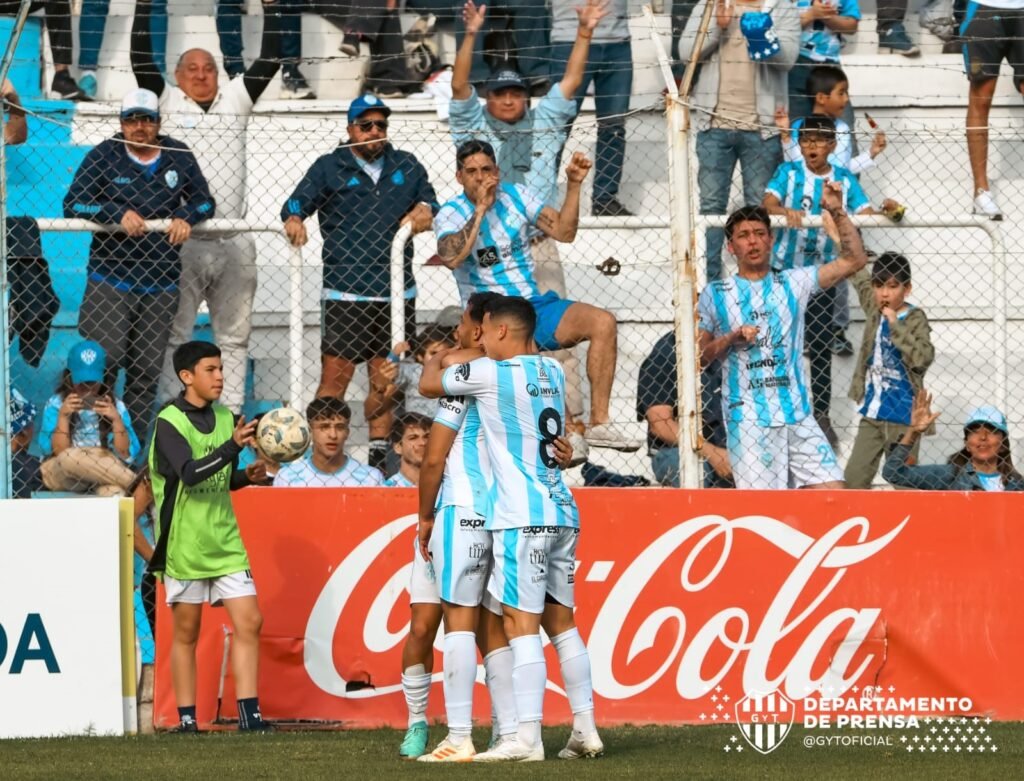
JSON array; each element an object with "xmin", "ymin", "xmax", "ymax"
[{"xmin": 303, "ymin": 514, "xmax": 907, "ymax": 702}]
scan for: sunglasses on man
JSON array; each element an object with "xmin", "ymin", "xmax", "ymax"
[{"xmin": 354, "ymin": 119, "xmax": 388, "ymax": 132}]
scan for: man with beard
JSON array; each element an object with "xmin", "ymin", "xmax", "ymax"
[
  {"xmin": 64, "ymin": 89, "xmax": 214, "ymax": 445},
  {"xmin": 282, "ymin": 95, "xmax": 438, "ymax": 471}
]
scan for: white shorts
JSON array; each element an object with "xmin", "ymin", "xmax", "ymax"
[
  {"xmin": 488, "ymin": 526, "xmax": 578, "ymax": 614},
  {"xmin": 726, "ymin": 415, "xmax": 844, "ymax": 489},
  {"xmin": 409, "ymin": 535, "xmax": 440, "ymax": 605},
  {"xmin": 429, "ymin": 505, "xmax": 493, "ymax": 607},
  {"xmin": 164, "ymin": 570, "xmax": 256, "ymax": 607}
]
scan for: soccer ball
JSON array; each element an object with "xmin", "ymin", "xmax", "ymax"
[{"xmin": 256, "ymin": 407, "xmax": 311, "ymax": 463}]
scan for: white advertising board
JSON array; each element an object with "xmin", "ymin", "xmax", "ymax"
[{"xmin": 0, "ymin": 498, "xmax": 125, "ymax": 738}]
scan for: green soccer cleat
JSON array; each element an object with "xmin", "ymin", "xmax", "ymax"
[{"xmin": 399, "ymin": 721, "xmax": 429, "ymax": 759}]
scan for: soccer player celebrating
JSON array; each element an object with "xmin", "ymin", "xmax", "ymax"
[{"xmin": 421, "ymin": 296, "xmax": 602, "ymax": 762}]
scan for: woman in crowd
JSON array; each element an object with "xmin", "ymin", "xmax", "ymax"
[{"xmin": 883, "ymin": 391, "xmax": 1024, "ymax": 491}]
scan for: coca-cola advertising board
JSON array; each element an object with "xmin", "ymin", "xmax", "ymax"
[{"xmin": 154, "ymin": 489, "xmax": 1024, "ymax": 729}]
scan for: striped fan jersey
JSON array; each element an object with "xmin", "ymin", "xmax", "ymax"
[
  {"xmin": 440, "ymin": 355, "xmax": 579, "ymax": 530},
  {"xmin": 859, "ymin": 309, "xmax": 916, "ymax": 425},
  {"xmin": 697, "ymin": 267, "xmax": 820, "ymax": 427},
  {"xmin": 432, "ymin": 394, "xmax": 491, "ymax": 518},
  {"xmin": 433, "ymin": 183, "xmax": 547, "ymax": 304},
  {"xmin": 765, "ymin": 160, "xmax": 871, "ymax": 270},
  {"xmin": 274, "ymin": 454, "xmax": 384, "ymax": 487},
  {"xmin": 384, "ymin": 471, "xmax": 416, "ymax": 487}
]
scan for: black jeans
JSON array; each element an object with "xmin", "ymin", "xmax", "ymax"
[
  {"xmin": 0, "ymin": 0, "xmax": 72, "ymax": 66},
  {"xmin": 314, "ymin": 1, "xmax": 412, "ymax": 88}
]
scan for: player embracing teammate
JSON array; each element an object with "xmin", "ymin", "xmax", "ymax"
[{"xmin": 418, "ymin": 294, "xmax": 603, "ymax": 762}]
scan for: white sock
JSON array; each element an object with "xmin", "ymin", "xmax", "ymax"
[
  {"xmin": 509, "ymin": 634, "xmax": 546, "ymax": 746},
  {"xmin": 442, "ymin": 632, "xmax": 476, "ymax": 739},
  {"xmin": 484, "ymin": 646, "xmax": 517, "ymax": 737},
  {"xmin": 551, "ymin": 628, "xmax": 596, "ymax": 733},
  {"xmin": 402, "ymin": 664, "xmax": 432, "ymax": 728}
]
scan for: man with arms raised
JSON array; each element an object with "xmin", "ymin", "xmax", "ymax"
[
  {"xmin": 421, "ymin": 296, "xmax": 602, "ymax": 762},
  {"xmin": 434, "ymin": 140, "xmax": 638, "ymax": 452},
  {"xmin": 697, "ymin": 188, "xmax": 868, "ymax": 489}
]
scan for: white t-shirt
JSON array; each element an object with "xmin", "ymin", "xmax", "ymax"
[
  {"xmin": 440, "ymin": 355, "xmax": 578, "ymax": 530},
  {"xmin": 158, "ymin": 78, "xmax": 254, "ymax": 219},
  {"xmin": 274, "ymin": 454, "xmax": 384, "ymax": 487}
]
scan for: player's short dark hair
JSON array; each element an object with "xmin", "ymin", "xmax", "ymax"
[
  {"xmin": 484, "ymin": 295, "xmax": 536, "ymax": 339},
  {"xmin": 807, "ymin": 65, "xmax": 848, "ymax": 101},
  {"xmin": 173, "ymin": 340, "xmax": 221, "ymax": 378},
  {"xmin": 306, "ymin": 396, "xmax": 352, "ymax": 423},
  {"xmin": 467, "ymin": 291, "xmax": 503, "ymax": 324},
  {"xmin": 391, "ymin": 412, "xmax": 432, "ymax": 444},
  {"xmin": 872, "ymin": 252, "xmax": 912, "ymax": 285},
  {"xmin": 414, "ymin": 323, "xmax": 455, "ymax": 357},
  {"xmin": 725, "ymin": 205, "xmax": 771, "ymax": 240},
  {"xmin": 800, "ymin": 114, "xmax": 837, "ymax": 140},
  {"xmin": 456, "ymin": 139, "xmax": 497, "ymax": 169}
]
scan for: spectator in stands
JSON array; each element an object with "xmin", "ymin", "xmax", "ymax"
[
  {"xmin": 451, "ymin": 0, "xmax": 604, "ymax": 439},
  {"xmin": 383, "ymin": 412, "xmax": 431, "ymax": 486},
  {"xmin": 551, "ymin": 0, "xmax": 634, "ymax": 216},
  {"xmin": 788, "ymin": 0, "xmax": 860, "ymax": 126},
  {"xmin": 366, "ymin": 323, "xmax": 456, "ymax": 428},
  {"xmin": 454, "ymin": 0, "xmax": 553, "ymax": 90},
  {"xmin": 876, "ymin": 1, "xmax": 921, "ymax": 56},
  {"xmin": 9, "ymin": 387, "xmax": 41, "ymax": 499},
  {"xmin": 216, "ymin": 0, "xmax": 250, "ymax": 79},
  {"xmin": 79, "ymin": 0, "xmax": 167, "ymax": 98},
  {"xmin": 961, "ymin": 0, "xmax": 1024, "ymax": 220},
  {"xmin": 2, "ymin": 78, "xmax": 27, "ymax": 144},
  {"xmin": 679, "ymin": 0, "xmax": 800, "ymax": 281},
  {"xmin": 274, "ymin": 397, "xmax": 385, "ymax": 486},
  {"xmin": 697, "ymin": 197, "xmax": 868, "ymax": 490},
  {"xmin": 0, "ymin": 1, "xmax": 86, "ymax": 99},
  {"xmin": 845, "ymin": 252, "xmax": 934, "ymax": 489},
  {"xmin": 883, "ymin": 395, "xmax": 1024, "ymax": 490},
  {"xmin": 776, "ymin": 65, "xmax": 889, "ymax": 356},
  {"xmin": 636, "ymin": 330, "xmax": 733, "ymax": 487},
  {"xmin": 282, "ymin": 94, "xmax": 437, "ymax": 472},
  {"xmin": 63, "ymin": 88, "xmax": 215, "ymax": 446},
  {"xmin": 762, "ymin": 114, "xmax": 877, "ymax": 447},
  {"xmin": 36, "ymin": 340, "xmax": 146, "ymax": 498},
  {"xmin": 279, "ymin": 0, "xmax": 317, "ymax": 98},
  {"xmin": 435, "ymin": 140, "xmax": 640, "ymax": 452},
  {"xmin": 131, "ymin": 1, "xmax": 282, "ymax": 416}
]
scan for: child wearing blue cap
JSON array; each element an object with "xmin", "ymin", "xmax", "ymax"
[
  {"xmin": 37, "ymin": 340, "xmax": 143, "ymax": 496},
  {"xmin": 9, "ymin": 388, "xmax": 41, "ymax": 498},
  {"xmin": 883, "ymin": 392, "xmax": 1024, "ymax": 491}
]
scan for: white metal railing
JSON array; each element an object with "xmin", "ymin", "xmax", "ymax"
[{"xmin": 31, "ymin": 219, "xmax": 306, "ymax": 410}]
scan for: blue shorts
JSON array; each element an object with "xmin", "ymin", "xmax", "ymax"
[{"xmin": 529, "ymin": 291, "xmax": 574, "ymax": 351}]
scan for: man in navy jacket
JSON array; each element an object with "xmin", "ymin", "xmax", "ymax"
[
  {"xmin": 283, "ymin": 94, "xmax": 437, "ymax": 469},
  {"xmin": 64, "ymin": 88, "xmax": 215, "ymax": 447}
]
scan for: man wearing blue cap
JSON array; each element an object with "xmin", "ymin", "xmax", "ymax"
[
  {"xmin": 64, "ymin": 88, "xmax": 215, "ymax": 445},
  {"xmin": 282, "ymin": 94, "xmax": 438, "ymax": 471}
]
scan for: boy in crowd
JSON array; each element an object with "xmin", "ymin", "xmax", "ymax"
[
  {"xmin": 384, "ymin": 413, "xmax": 431, "ymax": 487},
  {"xmin": 844, "ymin": 252, "xmax": 934, "ymax": 488},
  {"xmin": 149, "ymin": 341, "xmax": 271, "ymax": 733},
  {"xmin": 776, "ymin": 64, "xmax": 889, "ymax": 356},
  {"xmin": 789, "ymin": 0, "xmax": 860, "ymax": 127},
  {"xmin": 367, "ymin": 324, "xmax": 456, "ymax": 426},
  {"xmin": 762, "ymin": 114, "xmax": 876, "ymax": 446},
  {"xmin": 274, "ymin": 397, "xmax": 384, "ymax": 487}
]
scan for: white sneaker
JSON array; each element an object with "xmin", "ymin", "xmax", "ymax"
[
  {"xmin": 418, "ymin": 736, "xmax": 476, "ymax": 762},
  {"xmin": 473, "ymin": 736, "xmax": 544, "ymax": 762},
  {"xmin": 585, "ymin": 422, "xmax": 642, "ymax": 452},
  {"xmin": 558, "ymin": 730, "xmax": 605, "ymax": 759},
  {"xmin": 566, "ymin": 430, "xmax": 590, "ymax": 467},
  {"xmin": 974, "ymin": 189, "xmax": 1003, "ymax": 221}
]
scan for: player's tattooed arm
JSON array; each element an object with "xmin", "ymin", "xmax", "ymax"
[
  {"xmin": 437, "ymin": 210, "xmax": 486, "ymax": 268},
  {"xmin": 818, "ymin": 181, "xmax": 868, "ymax": 290}
]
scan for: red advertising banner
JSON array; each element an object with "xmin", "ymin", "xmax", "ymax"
[{"xmin": 154, "ymin": 489, "xmax": 1024, "ymax": 729}]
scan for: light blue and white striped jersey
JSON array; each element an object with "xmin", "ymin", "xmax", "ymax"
[
  {"xmin": 859, "ymin": 309, "xmax": 916, "ymax": 425},
  {"xmin": 441, "ymin": 355, "xmax": 579, "ymax": 530},
  {"xmin": 433, "ymin": 183, "xmax": 547, "ymax": 304},
  {"xmin": 433, "ymin": 394, "xmax": 491, "ymax": 517},
  {"xmin": 977, "ymin": 472, "xmax": 1005, "ymax": 492},
  {"xmin": 274, "ymin": 454, "xmax": 384, "ymax": 487},
  {"xmin": 766, "ymin": 160, "xmax": 871, "ymax": 270},
  {"xmin": 796, "ymin": 0, "xmax": 861, "ymax": 63},
  {"xmin": 698, "ymin": 267, "xmax": 820, "ymax": 427},
  {"xmin": 384, "ymin": 471, "xmax": 416, "ymax": 487}
]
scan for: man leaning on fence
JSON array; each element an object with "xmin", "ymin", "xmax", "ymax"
[
  {"xmin": 63, "ymin": 89, "xmax": 215, "ymax": 448},
  {"xmin": 131, "ymin": 0, "xmax": 284, "ymax": 414},
  {"xmin": 282, "ymin": 95, "xmax": 438, "ymax": 473},
  {"xmin": 697, "ymin": 194, "xmax": 866, "ymax": 490}
]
